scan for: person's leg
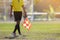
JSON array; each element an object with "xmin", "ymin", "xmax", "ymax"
[
  {"xmin": 17, "ymin": 21, "xmax": 21, "ymax": 35},
  {"xmin": 13, "ymin": 12, "xmax": 22, "ymax": 35},
  {"xmin": 13, "ymin": 22, "xmax": 18, "ymax": 34},
  {"xmin": 16, "ymin": 12, "xmax": 22, "ymax": 35},
  {"xmin": 12, "ymin": 12, "xmax": 18, "ymax": 37}
]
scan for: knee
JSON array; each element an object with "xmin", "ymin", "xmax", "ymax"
[{"xmin": 16, "ymin": 21, "xmax": 20, "ymax": 24}]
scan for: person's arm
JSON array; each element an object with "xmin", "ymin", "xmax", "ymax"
[
  {"xmin": 22, "ymin": 5, "xmax": 27, "ymax": 19},
  {"xmin": 10, "ymin": 5, "xmax": 13, "ymax": 17}
]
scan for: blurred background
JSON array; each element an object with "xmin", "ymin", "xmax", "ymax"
[{"xmin": 0, "ymin": 0, "xmax": 60, "ymax": 22}]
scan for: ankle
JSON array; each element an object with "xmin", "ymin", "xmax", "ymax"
[{"xmin": 19, "ymin": 33, "xmax": 22, "ymax": 35}]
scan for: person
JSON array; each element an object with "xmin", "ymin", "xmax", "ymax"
[{"xmin": 10, "ymin": 0, "xmax": 27, "ymax": 37}]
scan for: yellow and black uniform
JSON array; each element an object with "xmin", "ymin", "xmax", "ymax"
[
  {"xmin": 11, "ymin": 0, "xmax": 24, "ymax": 21},
  {"xmin": 11, "ymin": 0, "xmax": 24, "ymax": 11},
  {"xmin": 10, "ymin": 0, "xmax": 25, "ymax": 35}
]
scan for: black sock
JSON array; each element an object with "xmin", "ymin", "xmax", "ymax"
[
  {"xmin": 13, "ymin": 24, "xmax": 18, "ymax": 33},
  {"xmin": 17, "ymin": 24, "xmax": 21, "ymax": 35}
]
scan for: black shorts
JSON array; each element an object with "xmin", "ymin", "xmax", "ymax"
[{"xmin": 14, "ymin": 11, "xmax": 22, "ymax": 21}]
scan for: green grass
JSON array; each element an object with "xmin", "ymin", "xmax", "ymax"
[{"xmin": 0, "ymin": 21, "xmax": 60, "ymax": 40}]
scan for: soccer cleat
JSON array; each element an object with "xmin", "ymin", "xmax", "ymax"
[
  {"xmin": 5, "ymin": 33, "xmax": 17, "ymax": 39},
  {"xmin": 9, "ymin": 33, "xmax": 16, "ymax": 38}
]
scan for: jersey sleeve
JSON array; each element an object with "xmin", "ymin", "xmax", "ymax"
[
  {"xmin": 10, "ymin": 0, "xmax": 14, "ymax": 6},
  {"xmin": 21, "ymin": 0, "xmax": 24, "ymax": 6}
]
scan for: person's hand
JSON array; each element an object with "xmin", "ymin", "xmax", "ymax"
[
  {"xmin": 10, "ymin": 11, "xmax": 12, "ymax": 18},
  {"xmin": 24, "ymin": 12, "xmax": 27, "ymax": 19},
  {"xmin": 10, "ymin": 13, "xmax": 12, "ymax": 17}
]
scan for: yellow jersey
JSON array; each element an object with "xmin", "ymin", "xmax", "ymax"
[{"xmin": 11, "ymin": 0, "xmax": 24, "ymax": 11}]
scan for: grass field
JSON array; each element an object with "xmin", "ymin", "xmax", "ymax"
[{"xmin": 0, "ymin": 21, "xmax": 60, "ymax": 40}]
